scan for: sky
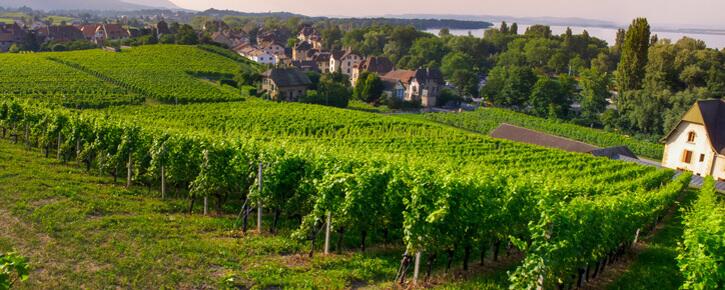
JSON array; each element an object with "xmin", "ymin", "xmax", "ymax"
[{"xmin": 169, "ymin": 0, "xmax": 725, "ymax": 28}]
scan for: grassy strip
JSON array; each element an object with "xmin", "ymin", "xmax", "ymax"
[
  {"xmin": 604, "ymin": 191, "xmax": 696, "ymax": 290},
  {"xmin": 0, "ymin": 139, "xmax": 401, "ymax": 289}
]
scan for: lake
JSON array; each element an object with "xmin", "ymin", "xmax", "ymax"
[{"xmin": 426, "ymin": 23, "xmax": 725, "ymax": 49}]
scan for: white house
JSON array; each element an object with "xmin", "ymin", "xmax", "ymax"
[
  {"xmin": 662, "ymin": 99, "xmax": 725, "ymax": 181},
  {"xmin": 330, "ymin": 49, "xmax": 362, "ymax": 76},
  {"xmin": 234, "ymin": 44, "xmax": 276, "ymax": 65},
  {"xmin": 380, "ymin": 68, "xmax": 444, "ymax": 108}
]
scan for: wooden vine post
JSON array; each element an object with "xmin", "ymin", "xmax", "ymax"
[
  {"xmin": 160, "ymin": 164, "xmax": 166, "ymax": 199},
  {"xmin": 324, "ymin": 212, "xmax": 331, "ymax": 255},
  {"xmin": 413, "ymin": 251, "xmax": 422, "ymax": 285},
  {"xmin": 204, "ymin": 196, "xmax": 208, "ymax": 215},
  {"xmin": 633, "ymin": 228, "xmax": 641, "ymax": 245},
  {"xmin": 257, "ymin": 162, "xmax": 263, "ymax": 232},
  {"xmin": 126, "ymin": 154, "xmax": 132, "ymax": 188},
  {"xmin": 57, "ymin": 133, "xmax": 62, "ymax": 160}
]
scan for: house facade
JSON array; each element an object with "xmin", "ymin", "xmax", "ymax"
[
  {"xmin": 330, "ymin": 49, "xmax": 362, "ymax": 76},
  {"xmin": 351, "ymin": 56, "xmax": 394, "ymax": 86},
  {"xmin": 261, "ymin": 68, "xmax": 312, "ymax": 102},
  {"xmin": 79, "ymin": 24, "xmax": 130, "ymax": 44},
  {"xmin": 380, "ymin": 68, "xmax": 443, "ymax": 108},
  {"xmin": 259, "ymin": 42, "xmax": 286, "ymax": 57},
  {"xmin": 313, "ymin": 52, "xmax": 331, "ymax": 73},
  {"xmin": 38, "ymin": 25, "xmax": 85, "ymax": 43},
  {"xmin": 297, "ymin": 26, "xmax": 322, "ymax": 49},
  {"xmin": 210, "ymin": 31, "xmax": 248, "ymax": 48},
  {"xmin": 662, "ymin": 99, "xmax": 725, "ymax": 181}
]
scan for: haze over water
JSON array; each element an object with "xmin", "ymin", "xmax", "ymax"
[{"xmin": 426, "ymin": 23, "xmax": 725, "ymax": 49}]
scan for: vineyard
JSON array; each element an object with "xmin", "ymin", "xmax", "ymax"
[
  {"xmin": 412, "ymin": 108, "xmax": 665, "ymax": 160},
  {"xmin": 0, "ymin": 45, "xmax": 713, "ymax": 289},
  {"xmin": 677, "ymin": 177, "xmax": 725, "ymax": 289},
  {"xmin": 0, "ymin": 45, "xmax": 254, "ymax": 106}
]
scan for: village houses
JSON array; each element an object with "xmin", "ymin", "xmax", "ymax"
[
  {"xmin": 351, "ymin": 56, "xmax": 394, "ymax": 86},
  {"xmin": 79, "ymin": 24, "xmax": 130, "ymax": 45},
  {"xmin": 662, "ymin": 99, "xmax": 725, "ymax": 181},
  {"xmin": 38, "ymin": 25, "xmax": 85, "ymax": 42},
  {"xmin": 330, "ymin": 49, "xmax": 363, "ymax": 76},
  {"xmin": 0, "ymin": 22, "xmax": 25, "ymax": 52}
]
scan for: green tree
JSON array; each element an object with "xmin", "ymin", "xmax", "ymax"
[
  {"xmin": 616, "ymin": 18, "xmax": 651, "ymax": 93},
  {"xmin": 399, "ymin": 37, "xmax": 448, "ymax": 69},
  {"xmin": 578, "ymin": 68, "xmax": 611, "ymax": 124},
  {"xmin": 524, "ymin": 25, "xmax": 552, "ymax": 38},
  {"xmin": 484, "ymin": 65, "xmax": 536, "ymax": 108},
  {"xmin": 441, "ymin": 51, "xmax": 480, "ymax": 96},
  {"xmin": 176, "ymin": 24, "xmax": 199, "ymax": 45},
  {"xmin": 528, "ymin": 76, "xmax": 573, "ymax": 118},
  {"xmin": 353, "ymin": 72, "xmax": 384, "ymax": 103}
]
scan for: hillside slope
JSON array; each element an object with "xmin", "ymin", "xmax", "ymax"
[{"xmin": 0, "ymin": 0, "xmax": 178, "ymax": 11}]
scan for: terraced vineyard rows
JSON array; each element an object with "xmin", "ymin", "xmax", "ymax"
[
  {"xmin": 0, "ymin": 53, "xmax": 143, "ymax": 108},
  {"xmin": 47, "ymin": 45, "xmax": 249, "ymax": 104}
]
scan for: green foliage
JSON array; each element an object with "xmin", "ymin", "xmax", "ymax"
[
  {"xmin": 441, "ymin": 52, "xmax": 479, "ymax": 97},
  {"xmin": 528, "ymin": 75, "xmax": 574, "ymax": 119},
  {"xmin": 483, "ymin": 65, "xmax": 537, "ymax": 108},
  {"xmin": 352, "ymin": 72, "xmax": 384, "ymax": 103},
  {"xmin": 0, "ymin": 251, "xmax": 29, "ymax": 289},
  {"xmin": 175, "ymin": 24, "xmax": 199, "ymax": 45},
  {"xmin": 616, "ymin": 18, "xmax": 651, "ymax": 93},
  {"xmin": 678, "ymin": 177, "xmax": 725, "ymax": 289},
  {"xmin": 578, "ymin": 68, "xmax": 611, "ymax": 124}
]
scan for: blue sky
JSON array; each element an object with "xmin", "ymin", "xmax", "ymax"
[{"xmin": 169, "ymin": 0, "xmax": 725, "ymax": 27}]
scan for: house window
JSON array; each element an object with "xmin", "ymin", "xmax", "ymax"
[
  {"xmin": 682, "ymin": 150, "xmax": 693, "ymax": 164},
  {"xmin": 699, "ymin": 154, "xmax": 705, "ymax": 162},
  {"xmin": 687, "ymin": 131, "xmax": 696, "ymax": 143}
]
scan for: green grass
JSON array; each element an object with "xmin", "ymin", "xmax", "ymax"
[
  {"xmin": 0, "ymin": 138, "xmax": 404, "ymax": 289},
  {"xmin": 347, "ymin": 100, "xmax": 392, "ymax": 113},
  {"xmin": 605, "ymin": 191, "xmax": 696, "ymax": 290}
]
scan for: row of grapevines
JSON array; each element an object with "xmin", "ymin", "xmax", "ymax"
[
  {"xmin": 509, "ymin": 173, "xmax": 691, "ymax": 289},
  {"xmin": 677, "ymin": 177, "xmax": 725, "ymax": 289}
]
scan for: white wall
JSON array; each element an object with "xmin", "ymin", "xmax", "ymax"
[
  {"xmin": 713, "ymin": 156, "xmax": 725, "ymax": 181},
  {"xmin": 663, "ymin": 122, "xmax": 717, "ymax": 177}
]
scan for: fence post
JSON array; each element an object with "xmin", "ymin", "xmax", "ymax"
[
  {"xmin": 126, "ymin": 155, "xmax": 132, "ymax": 188},
  {"xmin": 257, "ymin": 162, "xmax": 263, "ymax": 232},
  {"xmin": 413, "ymin": 252, "xmax": 421, "ymax": 285},
  {"xmin": 633, "ymin": 228, "xmax": 641, "ymax": 245},
  {"xmin": 160, "ymin": 165, "xmax": 166, "ymax": 199},
  {"xmin": 324, "ymin": 212, "xmax": 331, "ymax": 255}
]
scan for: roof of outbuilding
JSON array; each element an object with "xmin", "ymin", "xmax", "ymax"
[
  {"xmin": 590, "ymin": 146, "xmax": 638, "ymax": 159},
  {"xmin": 490, "ymin": 123, "xmax": 599, "ymax": 153},
  {"xmin": 359, "ymin": 56, "xmax": 394, "ymax": 75},
  {"xmin": 262, "ymin": 68, "xmax": 312, "ymax": 87}
]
